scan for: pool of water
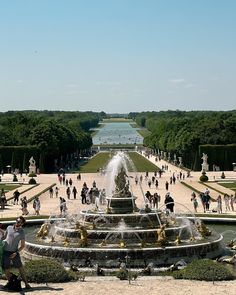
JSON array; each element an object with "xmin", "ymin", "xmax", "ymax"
[
  {"xmin": 92, "ymin": 122, "xmax": 143, "ymax": 145},
  {"xmin": 209, "ymin": 224, "xmax": 236, "ymax": 243}
]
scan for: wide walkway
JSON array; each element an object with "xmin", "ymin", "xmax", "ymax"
[{"xmin": 0, "ymin": 151, "xmax": 236, "ymax": 220}]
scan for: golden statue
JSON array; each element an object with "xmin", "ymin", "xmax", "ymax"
[
  {"xmin": 174, "ymin": 235, "xmax": 181, "ymax": 245},
  {"xmin": 75, "ymin": 221, "xmax": 81, "ymax": 230},
  {"xmin": 197, "ymin": 222, "xmax": 211, "ymax": 237},
  {"xmin": 99, "ymin": 239, "xmax": 107, "ymax": 247},
  {"xmin": 190, "ymin": 235, "xmax": 195, "ymax": 242},
  {"xmin": 157, "ymin": 224, "xmax": 167, "ymax": 246},
  {"xmin": 36, "ymin": 223, "xmax": 50, "ymax": 239},
  {"xmin": 140, "ymin": 239, "xmax": 146, "ymax": 248},
  {"xmin": 79, "ymin": 226, "xmax": 88, "ymax": 247},
  {"xmin": 63, "ymin": 237, "xmax": 70, "ymax": 247},
  {"xmin": 106, "ymin": 207, "xmax": 111, "ymax": 214},
  {"xmin": 120, "ymin": 239, "xmax": 126, "ymax": 248}
]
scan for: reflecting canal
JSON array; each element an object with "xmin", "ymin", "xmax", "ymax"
[{"xmin": 92, "ymin": 122, "xmax": 143, "ymax": 145}]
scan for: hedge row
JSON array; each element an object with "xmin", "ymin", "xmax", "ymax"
[{"xmin": 0, "ymin": 146, "xmax": 44, "ymax": 172}]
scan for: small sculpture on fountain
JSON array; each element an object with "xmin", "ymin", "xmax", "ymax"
[
  {"xmin": 197, "ymin": 221, "xmax": 211, "ymax": 237},
  {"xmin": 79, "ymin": 225, "xmax": 88, "ymax": 247},
  {"xmin": 63, "ymin": 237, "xmax": 70, "ymax": 247},
  {"xmin": 36, "ymin": 223, "xmax": 50, "ymax": 239},
  {"xmin": 75, "ymin": 221, "xmax": 81, "ymax": 230},
  {"xmin": 140, "ymin": 239, "xmax": 146, "ymax": 248},
  {"xmin": 174, "ymin": 235, "xmax": 181, "ymax": 245},
  {"xmin": 156, "ymin": 224, "xmax": 167, "ymax": 246},
  {"xmin": 99, "ymin": 239, "xmax": 107, "ymax": 247},
  {"xmin": 120, "ymin": 239, "xmax": 126, "ymax": 248},
  {"xmin": 114, "ymin": 167, "xmax": 131, "ymax": 198}
]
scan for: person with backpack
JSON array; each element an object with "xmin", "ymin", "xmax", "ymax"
[{"xmin": 2, "ymin": 216, "xmax": 31, "ymax": 290}]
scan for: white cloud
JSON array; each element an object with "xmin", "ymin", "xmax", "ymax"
[
  {"xmin": 169, "ymin": 78, "xmax": 185, "ymax": 84},
  {"xmin": 67, "ymin": 83, "xmax": 78, "ymax": 88},
  {"xmin": 16, "ymin": 79, "xmax": 24, "ymax": 84},
  {"xmin": 185, "ymin": 83, "xmax": 195, "ymax": 88}
]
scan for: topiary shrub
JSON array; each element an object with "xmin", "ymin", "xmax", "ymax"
[
  {"xmin": 221, "ymin": 172, "xmax": 225, "ymax": 179},
  {"xmin": 172, "ymin": 259, "xmax": 234, "ymax": 281},
  {"xmin": 13, "ymin": 174, "xmax": 18, "ymax": 182},
  {"xmin": 24, "ymin": 259, "xmax": 76, "ymax": 283},
  {"xmin": 28, "ymin": 177, "xmax": 37, "ymax": 184},
  {"xmin": 199, "ymin": 171, "xmax": 208, "ymax": 182}
]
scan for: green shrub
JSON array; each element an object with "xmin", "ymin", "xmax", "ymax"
[
  {"xmin": 13, "ymin": 174, "xmax": 18, "ymax": 182},
  {"xmin": 24, "ymin": 259, "xmax": 76, "ymax": 283},
  {"xmin": 28, "ymin": 177, "xmax": 37, "ymax": 184},
  {"xmin": 200, "ymin": 171, "xmax": 208, "ymax": 182},
  {"xmin": 116, "ymin": 269, "xmax": 128, "ymax": 280},
  {"xmin": 172, "ymin": 259, "xmax": 234, "ymax": 281},
  {"xmin": 221, "ymin": 172, "xmax": 225, "ymax": 179}
]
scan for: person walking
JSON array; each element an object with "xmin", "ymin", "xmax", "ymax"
[
  {"xmin": 2, "ymin": 216, "xmax": 31, "ymax": 290},
  {"xmin": 224, "ymin": 194, "xmax": 230, "ymax": 211},
  {"xmin": 0, "ymin": 189, "xmax": 7, "ymax": 210},
  {"xmin": 230, "ymin": 194, "xmax": 235, "ymax": 211},
  {"xmin": 66, "ymin": 186, "xmax": 71, "ymax": 199},
  {"xmin": 59, "ymin": 197, "xmax": 67, "ymax": 216},
  {"xmin": 13, "ymin": 189, "xmax": 20, "ymax": 205},
  {"xmin": 21, "ymin": 196, "xmax": 29, "ymax": 215},
  {"xmin": 33, "ymin": 197, "xmax": 40, "ymax": 215},
  {"xmin": 164, "ymin": 193, "xmax": 174, "ymax": 212},
  {"xmin": 72, "ymin": 186, "xmax": 77, "ymax": 199},
  {"xmin": 55, "ymin": 186, "xmax": 59, "ymax": 198},
  {"xmin": 191, "ymin": 192, "xmax": 198, "ymax": 213},
  {"xmin": 165, "ymin": 181, "xmax": 169, "ymax": 191},
  {"xmin": 216, "ymin": 195, "xmax": 223, "ymax": 214},
  {"xmin": 49, "ymin": 187, "xmax": 53, "ymax": 198}
]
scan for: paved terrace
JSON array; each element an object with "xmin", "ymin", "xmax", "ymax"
[{"xmin": 0, "ymin": 151, "xmax": 236, "ymax": 219}]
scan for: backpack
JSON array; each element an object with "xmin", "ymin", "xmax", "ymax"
[{"xmin": 7, "ymin": 273, "xmax": 22, "ymax": 291}]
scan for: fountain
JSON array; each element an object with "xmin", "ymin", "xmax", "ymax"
[{"xmin": 24, "ymin": 152, "xmax": 224, "ymax": 269}]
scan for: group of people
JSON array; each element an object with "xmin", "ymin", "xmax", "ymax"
[
  {"xmin": 191, "ymin": 189, "xmax": 236, "ymax": 214},
  {"xmin": 145, "ymin": 190, "xmax": 175, "ymax": 212}
]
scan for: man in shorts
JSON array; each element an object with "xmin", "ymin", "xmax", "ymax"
[{"xmin": 2, "ymin": 216, "xmax": 31, "ymax": 289}]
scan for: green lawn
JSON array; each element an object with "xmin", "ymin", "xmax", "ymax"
[
  {"xmin": 78, "ymin": 152, "xmax": 160, "ymax": 173},
  {"xmin": 0, "ymin": 183, "xmax": 21, "ymax": 192},
  {"xmin": 218, "ymin": 182, "xmax": 236, "ymax": 193},
  {"xmin": 78, "ymin": 153, "xmax": 111, "ymax": 173},
  {"xmin": 127, "ymin": 152, "xmax": 160, "ymax": 172}
]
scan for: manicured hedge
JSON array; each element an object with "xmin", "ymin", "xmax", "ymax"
[
  {"xmin": 24, "ymin": 259, "xmax": 76, "ymax": 283},
  {"xmin": 198, "ymin": 144, "xmax": 236, "ymax": 171},
  {"xmin": 172, "ymin": 259, "xmax": 234, "ymax": 281}
]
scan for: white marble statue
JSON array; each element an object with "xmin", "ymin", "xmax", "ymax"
[
  {"xmin": 29, "ymin": 156, "xmax": 36, "ymax": 174},
  {"xmin": 201, "ymin": 153, "xmax": 209, "ymax": 172}
]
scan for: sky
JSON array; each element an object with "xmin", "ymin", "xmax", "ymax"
[{"xmin": 0, "ymin": 0, "xmax": 236, "ymax": 113}]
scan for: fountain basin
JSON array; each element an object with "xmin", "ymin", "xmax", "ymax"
[{"xmin": 24, "ymin": 233, "xmax": 224, "ymax": 268}]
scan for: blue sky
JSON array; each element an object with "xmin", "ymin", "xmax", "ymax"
[{"xmin": 0, "ymin": 0, "xmax": 236, "ymax": 113}]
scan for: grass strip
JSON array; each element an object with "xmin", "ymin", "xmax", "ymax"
[
  {"xmin": 78, "ymin": 152, "xmax": 111, "ymax": 173},
  {"xmin": 128, "ymin": 152, "xmax": 160, "ymax": 172}
]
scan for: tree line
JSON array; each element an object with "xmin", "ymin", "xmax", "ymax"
[
  {"xmin": 129, "ymin": 110, "xmax": 236, "ymax": 170},
  {"xmin": 0, "ymin": 111, "xmax": 106, "ymax": 172}
]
